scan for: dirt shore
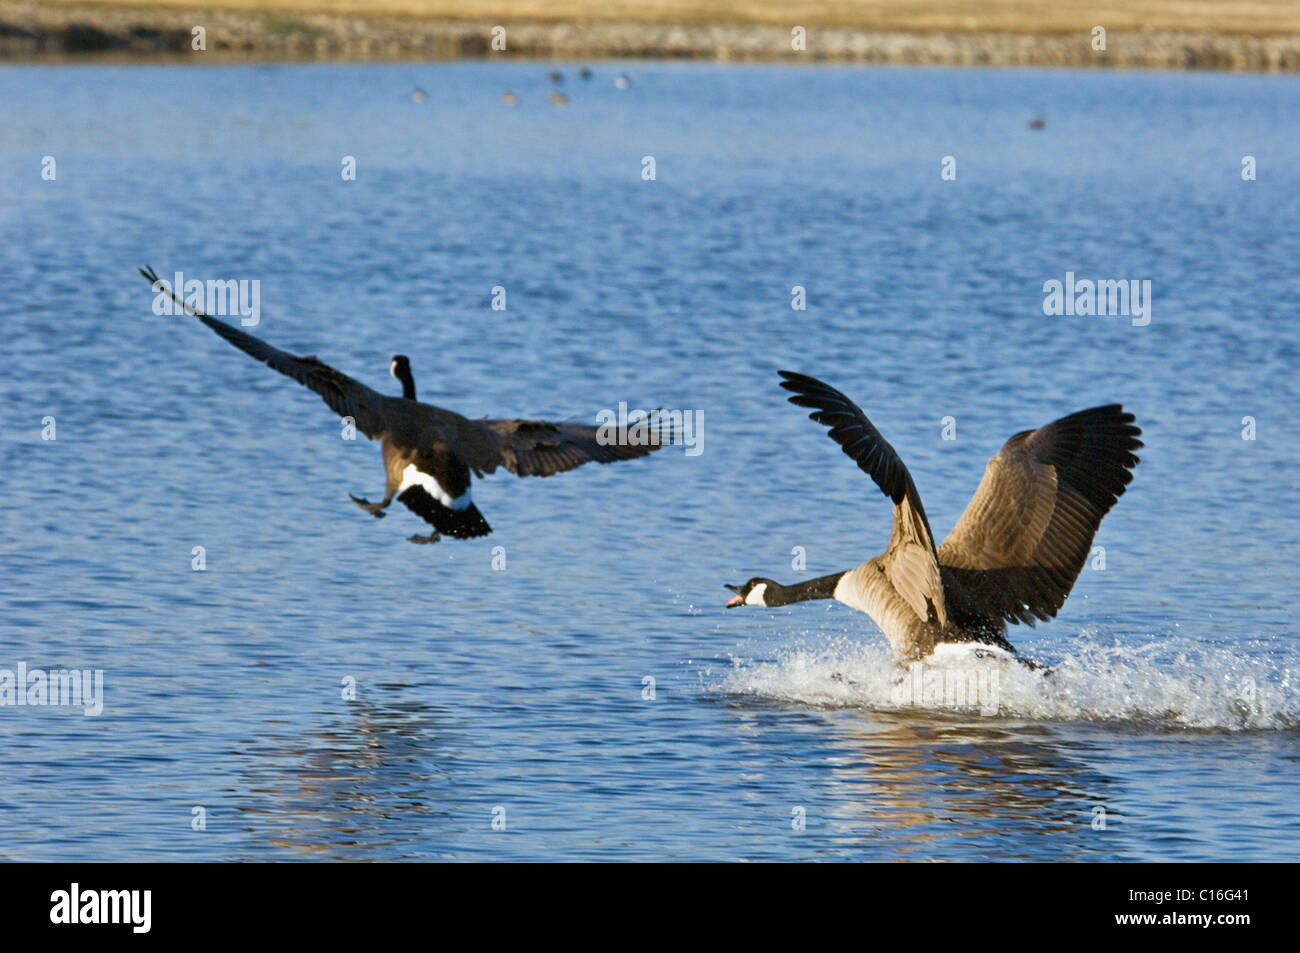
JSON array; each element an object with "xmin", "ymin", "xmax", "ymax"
[{"xmin": 4, "ymin": 1, "xmax": 1300, "ymax": 71}]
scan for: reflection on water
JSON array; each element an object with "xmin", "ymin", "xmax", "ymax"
[
  {"xmin": 825, "ymin": 718, "xmax": 1114, "ymax": 859},
  {"xmin": 240, "ymin": 700, "xmax": 456, "ymax": 859}
]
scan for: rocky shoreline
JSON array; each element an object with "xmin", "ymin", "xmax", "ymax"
[{"xmin": 4, "ymin": 2, "xmax": 1300, "ymax": 72}]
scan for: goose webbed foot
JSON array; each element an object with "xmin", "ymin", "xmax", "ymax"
[
  {"xmin": 349, "ymin": 493, "xmax": 389, "ymax": 518},
  {"xmin": 1017, "ymin": 657, "xmax": 1054, "ymax": 675},
  {"xmin": 407, "ymin": 532, "xmax": 441, "ymax": 544}
]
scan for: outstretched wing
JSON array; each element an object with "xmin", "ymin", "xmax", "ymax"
[
  {"xmin": 778, "ymin": 370, "xmax": 946, "ymax": 627},
  {"xmin": 449, "ymin": 414, "xmax": 669, "ymax": 478},
  {"xmin": 140, "ymin": 266, "xmax": 387, "ymax": 438},
  {"xmin": 937, "ymin": 404, "xmax": 1142, "ymax": 626}
]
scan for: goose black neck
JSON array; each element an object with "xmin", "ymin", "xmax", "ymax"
[
  {"xmin": 768, "ymin": 571, "xmax": 845, "ymax": 607},
  {"xmin": 395, "ymin": 366, "xmax": 416, "ymax": 400}
]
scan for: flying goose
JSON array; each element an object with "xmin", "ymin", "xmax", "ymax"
[
  {"xmin": 139, "ymin": 266, "xmax": 667, "ymax": 543},
  {"xmin": 725, "ymin": 371, "xmax": 1142, "ymax": 664}
]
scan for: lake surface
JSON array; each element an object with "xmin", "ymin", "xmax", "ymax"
[{"xmin": 1, "ymin": 61, "xmax": 1299, "ymax": 861}]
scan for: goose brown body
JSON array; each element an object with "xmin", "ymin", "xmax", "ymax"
[{"xmin": 726, "ymin": 371, "xmax": 1142, "ymax": 664}]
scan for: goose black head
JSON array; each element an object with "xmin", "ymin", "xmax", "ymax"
[
  {"xmin": 725, "ymin": 577, "xmax": 778, "ymax": 608},
  {"xmin": 390, "ymin": 354, "xmax": 415, "ymax": 400}
]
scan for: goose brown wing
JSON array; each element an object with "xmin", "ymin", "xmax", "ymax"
[
  {"xmin": 936, "ymin": 404, "xmax": 1142, "ymax": 626},
  {"xmin": 447, "ymin": 414, "xmax": 667, "ymax": 478},
  {"xmin": 140, "ymin": 266, "xmax": 388, "ymax": 438},
  {"xmin": 778, "ymin": 370, "xmax": 946, "ymax": 626}
]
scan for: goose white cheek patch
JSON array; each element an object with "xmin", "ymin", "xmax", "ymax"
[
  {"xmin": 399, "ymin": 464, "xmax": 472, "ymax": 511},
  {"xmin": 745, "ymin": 584, "xmax": 768, "ymax": 606}
]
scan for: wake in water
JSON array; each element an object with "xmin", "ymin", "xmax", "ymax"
[{"xmin": 715, "ymin": 629, "xmax": 1300, "ymax": 731}]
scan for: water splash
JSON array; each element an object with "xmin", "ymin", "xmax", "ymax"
[{"xmin": 716, "ymin": 630, "xmax": 1300, "ymax": 731}]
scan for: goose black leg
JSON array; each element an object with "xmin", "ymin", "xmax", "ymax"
[
  {"xmin": 349, "ymin": 493, "xmax": 391, "ymax": 518},
  {"xmin": 407, "ymin": 532, "xmax": 441, "ymax": 544}
]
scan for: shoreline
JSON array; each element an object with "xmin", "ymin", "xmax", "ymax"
[{"xmin": 4, "ymin": 3, "xmax": 1300, "ymax": 72}]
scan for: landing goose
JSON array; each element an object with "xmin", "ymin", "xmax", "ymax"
[
  {"xmin": 140, "ymin": 266, "xmax": 666, "ymax": 543},
  {"xmin": 726, "ymin": 371, "xmax": 1142, "ymax": 663}
]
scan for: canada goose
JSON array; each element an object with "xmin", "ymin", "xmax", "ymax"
[
  {"xmin": 725, "ymin": 371, "xmax": 1142, "ymax": 664},
  {"xmin": 139, "ymin": 266, "xmax": 668, "ymax": 544}
]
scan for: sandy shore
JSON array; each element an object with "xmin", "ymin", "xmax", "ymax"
[{"xmin": 4, "ymin": 1, "xmax": 1300, "ymax": 71}]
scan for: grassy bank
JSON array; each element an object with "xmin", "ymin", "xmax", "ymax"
[
  {"xmin": 5, "ymin": 0, "xmax": 1300, "ymax": 70},
  {"xmin": 29, "ymin": 1, "xmax": 1300, "ymax": 35}
]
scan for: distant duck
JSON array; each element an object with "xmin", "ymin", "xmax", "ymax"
[
  {"xmin": 501, "ymin": 91, "xmax": 518, "ymax": 106},
  {"xmin": 138, "ymin": 266, "xmax": 668, "ymax": 544},
  {"xmin": 410, "ymin": 88, "xmax": 428, "ymax": 103},
  {"xmin": 550, "ymin": 91, "xmax": 568, "ymax": 106},
  {"xmin": 548, "ymin": 70, "xmax": 563, "ymax": 83},
  {"xmin": 579, "ymin": 67, "xmax": 593, "ymax": 80},
  {"xmin": 725, "ymin": 372, "xmax": 1142, "ymax": 664},
  {"xmin": 615, "ymin": 74, "xmax": 630, "ymax": 90},
  {"xmin": 1027, "ymin": 115, "xmax": 1046, "ymax": 129}
]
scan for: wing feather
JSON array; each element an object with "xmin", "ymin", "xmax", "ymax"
[
  {"xmin": 140, "ymin": 266, "xmax": 387, "ymax": 438},
  {"xmin": 451, "ymin": 415, "xmax": 668, "ymax": 478},
  {"xmin": 778, "ymin": 370, "xmax": 946, "ymax": 627},
  {"xmin": 937, "ymin": 405, "xmax": 1142, "ymax": 626}
]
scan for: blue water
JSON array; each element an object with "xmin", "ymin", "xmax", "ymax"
[{"xmin": 2, "ymin": 62, "xmax": 1299, "ymax": 861}]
